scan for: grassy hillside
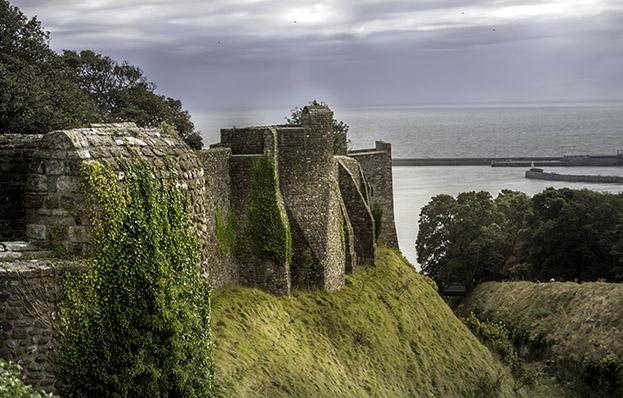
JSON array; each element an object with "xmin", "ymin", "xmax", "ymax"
[
  {"xmin": 461, "ymin": 281, "xmax": 623, "ymax": 396},
  {"xmin": 211, "ymin": 248, "xmax": 524, "ymax": 397}
]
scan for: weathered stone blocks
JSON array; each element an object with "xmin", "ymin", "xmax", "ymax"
[
  {"xmin": 349, "ymin": 141, "xmax": 399, "ymax": 248},
  {"xmin": 0, "ymin": 258, "xmax": 85, "ymax": 393}
]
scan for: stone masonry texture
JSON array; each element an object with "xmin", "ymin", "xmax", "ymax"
[
  {"xmin": 0, "ymin": 135, "xmax": 43, "ymax": 241},
  {"xmin": 0, "ymin": 258, "xmax": 85, "ymax": 393},
  {"xmin": 23, "ymin": 123, "xmax": 210, "ymax": 272},
  {"xmin": 0, "ymin": 106, "xmax": 399, "ymax": 391},
  {"xmin": 349, "ymin": 141, "xmax": 399, "ymax": 248}
]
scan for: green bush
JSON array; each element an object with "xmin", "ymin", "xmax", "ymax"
[
  {"xmin": 247, "ymin": 155, "xmax": 292, "ymax": 266},
  {"xmin": 584, "ymin": 354, "xmax": 623, "ymax": 396},
  {"xmin": 464, "ymin": 312, "xmax": 534, "ymax": 386},
  {"xmin": 55, "ymin": 157, "xmax": 215, "ymax": 397},
  {"xmin": 468, "ymin": 372, "xmax": 503, "ymax": 398},
  {"xmin": 0, "ymin": 359, "xmax": 55, "ymax": 398}
]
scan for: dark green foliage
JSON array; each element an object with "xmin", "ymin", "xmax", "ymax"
[
  {"xmin": 528, "ymin": 188, "xmax": 622, "ymax": 281},
  {"xmin": 56, "ymin": 158, "xmax": 215, "ymax": 397},
  {"xmin": 0, "ymin": 0, "xmax": 100, "ymax": 134},
  {"xmin": 464, "ymin": 312, "xmax": 535, "ymax": 388},
  {"xmin": 0, "ymin": 2, "xmax": 202, "ymax": 149},
  {"xmin": 285, "ymin": 100, "xmax": 351, "ymax": 155},
  {"xmin": 584, "ymin": 354, "xmax": 623, "ymax": 396},
  {"xmin": 417, "ymin": 191, "xmax": 508, "ymax": 288},
  {"xmin": 417, "ymin": 188, "xmax": 623, "ymax": 287},
  {"xmin": 0, "ymin": 358, "xmax": 55, "ymax": 397},
  {"xmin": 61, "ymin": 49, "xmax": 203, "ymax": 149},
  {"xmin": 247, "ymin": 155, "xmax": 292, "ymax": 266}
]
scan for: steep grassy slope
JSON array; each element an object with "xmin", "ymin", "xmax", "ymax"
[
  {"xmin": 462, "ymin": 281, "xmax": 623, "ymax": 396},
  {"xmin": 211, "ymin": 248, "xmax": 522, "ymax": 397}
]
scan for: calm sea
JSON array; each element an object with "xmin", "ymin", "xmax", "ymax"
[{"xmin": 195, "ymin": 103, "xmax": 623, "ymax": 267}]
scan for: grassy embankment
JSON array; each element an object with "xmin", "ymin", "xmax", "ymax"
[
  {"xmin": 461, "ymin": 281, "xmax": 623, "ymax": 396},
  {"xmin": 212, "ymin": 248, "xmax": 535, "ymax": 397}
]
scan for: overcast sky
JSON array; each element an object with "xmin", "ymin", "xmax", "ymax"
[{"xmin": 13, "ymin": 0, "xmax": 623, "ymax": 113}]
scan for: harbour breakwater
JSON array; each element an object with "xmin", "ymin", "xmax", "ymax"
[
  {"xmin": 394, "ymin": 153, "xmax": 623, "ymax": 167},
  {"xmin": 525, "ymin": 169, "xmax": 623, "ymax": 184}
]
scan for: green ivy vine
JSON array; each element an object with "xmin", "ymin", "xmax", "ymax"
[{"xmin": 56, "ymin": 155, "xmax": 216, "ymax": 397}]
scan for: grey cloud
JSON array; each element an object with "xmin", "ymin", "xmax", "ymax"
[{"xmin": 10, "ymin": 0, "xmax": 623, "ymax": 127}]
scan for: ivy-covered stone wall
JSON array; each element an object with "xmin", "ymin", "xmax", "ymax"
[{"xmin": 23, "ymin": 123, "xmax": 210, "ymax": 264}]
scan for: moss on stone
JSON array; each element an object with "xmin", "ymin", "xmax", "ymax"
[
  {"xmin": 215, "ymin": 206, "xmax": 236, "ymax": 257},
  {"xmin": 339, "ymin": 212, "xmax": 346, "ymax": 252},
  {"xmin": 246, "ymin": 155, "xmax": 292, "ymax": 266}
]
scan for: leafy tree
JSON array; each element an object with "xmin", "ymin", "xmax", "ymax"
[
  {"xmin": 61, "ymin": 50, "xmax": 203, "ymax": 149},
  {"xmin": 0, "ymin": 1, "xmax": 203, "ymax": 149},
  {"xmin": 417, "ymin": 191, "xmax": 506, "ymax": 288},
  {"xmin": 0, "ymin": 0, "xmax": 100, "ymax": 134},
  {"xmin": 286, "ymin": 100, "xmax": 351, "ymax": 155},
  {"xmin": 418, "ymin": 187, "xmax": 623, "ymax": 287},
  {"xmin": 528, "ymin": 188, "xmax": 622, "ymax": 280},
  {"xmin": 494, "ymin": 190, "xmax": 533, "ymax": 278}
]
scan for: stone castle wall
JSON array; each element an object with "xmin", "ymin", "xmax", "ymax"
[
  {"xmin": 0, "ymin": 106, "xmax": 400, "ymax": 392},
  {"xmin": 0, "ymin": 257, "xmax": 84, "ymax": 393},
  {"xmin": 276, "ymin": 107, "xmax": 346, "ymax": 291},
  {"xmin": 349, "ymin": 141, "xmax": 399, "ymax": 248},
  {"xmin": 198, "ymin": 147, "xmax": 237, "ymax": 286},
  {"xmin": 0, "ymin": 135, "xmax": 43, "ymax": 240},
  {"xmin": 336, "ymin": 157, "xmax": 375, "ymax": 266},
  {"xmin": 23, "ymin": 123, "xmax": 210, "ymax": 267}
]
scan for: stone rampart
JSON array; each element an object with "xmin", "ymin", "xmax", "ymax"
[
  {"xmin": 23, "ymin": 123, "xmax": 209, "ymax": 267},
  {"xmin": 198, "ymin": 147, "xmax": 237, "ymax": 287},
  {"xmin": 220, "ymin": 127, "xmax": 271, "ymax": 155},
  {"xmin": 0, "ymin": 105, "xmax": 400, "ymax": 393}
]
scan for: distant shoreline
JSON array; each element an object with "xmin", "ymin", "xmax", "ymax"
[
  {"xmin": 393, "ymin": 155, "xmax": 623, "ymax": 167},
  {"xmin": 525, "ymin": 169, "xmax": 623, "ymax": 184}
]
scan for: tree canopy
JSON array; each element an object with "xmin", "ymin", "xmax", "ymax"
[
  {"xmin": 417, "ymin": 188, "xmax": 623, "ymax": 288},
  {"xmin": 0, "ymin": 0, "xmax": 202, "ymax": 149}
]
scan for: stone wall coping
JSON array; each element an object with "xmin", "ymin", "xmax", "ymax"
[
  {"xmin": 0, "ymin": 259, "xmax": 85, "ymax": 278},
  {"xmin": 0, "ymin": 134, "xmax": 43, "ymax": 140},
  {"xmin": 220, "ymin": 126, "xmax": 272, "ymax": 132},
  {"xmin": 201, "ymin": 147, "xmax": 232, "ymax": 155},
  {"xmin": 348, "ymin": 150, "xmax": 388, "ymax": 156},
  {"xmin": 230, "ymin": 154, "xmax": 264, "ymax": 159}
]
